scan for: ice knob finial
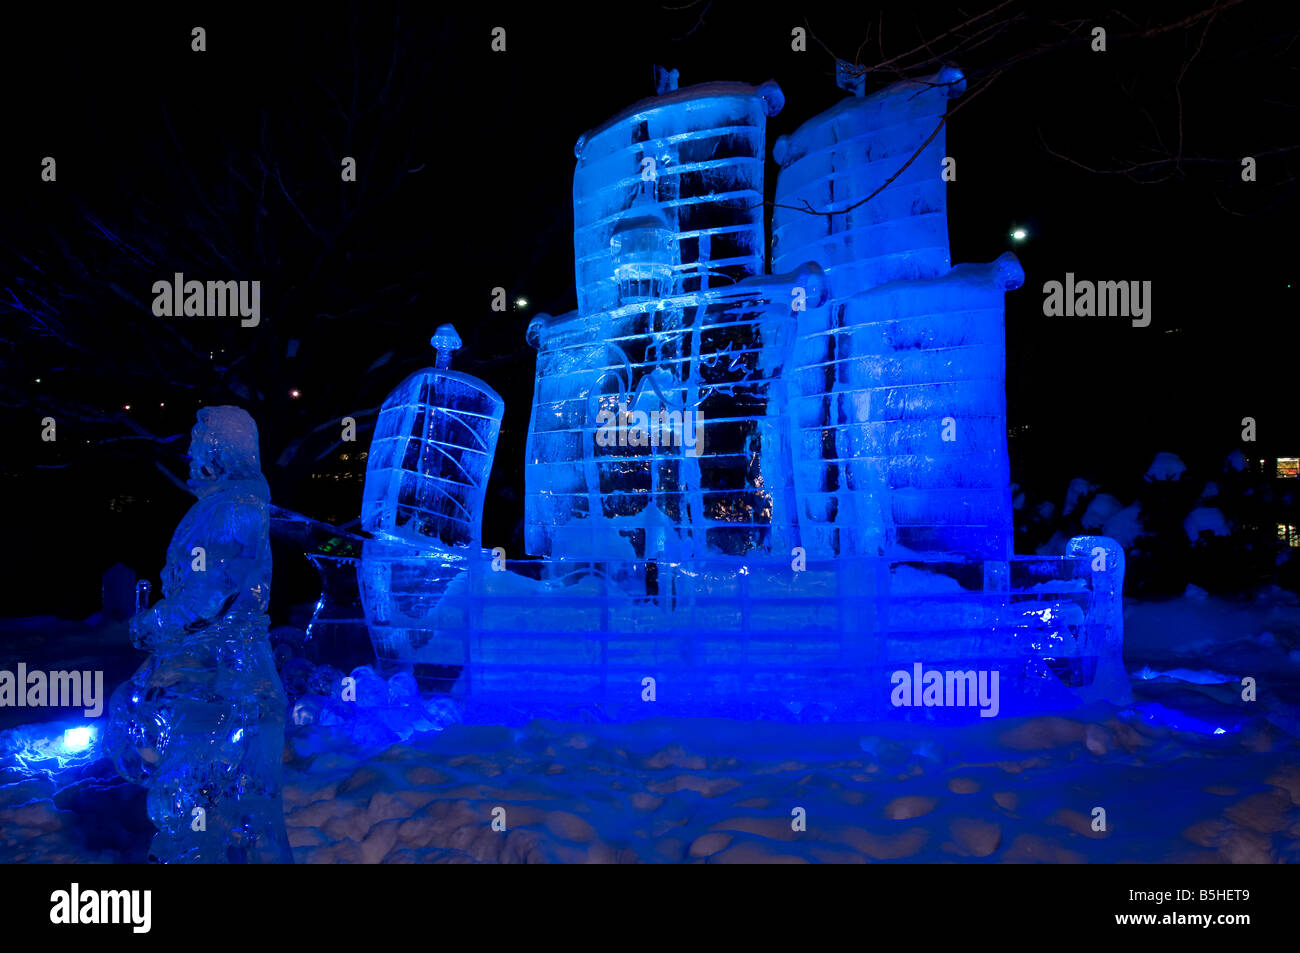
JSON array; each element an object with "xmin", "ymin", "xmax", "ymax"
[
  {"xmin": 431, "ymin": 323, "xmax": 462, "ymax": 369},
  {"xmin": 991, "ymin": 252, "xmax": 1025, "ymax": 292}
]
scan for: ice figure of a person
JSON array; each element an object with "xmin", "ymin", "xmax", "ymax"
[{"xmin": 104, "ymin": 406, "xmax": 292, "ymax": 863}]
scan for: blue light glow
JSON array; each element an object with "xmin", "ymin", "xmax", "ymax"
[{"xmin": 63, "ymin": 726, "xmax": 93, "ymax": 752}]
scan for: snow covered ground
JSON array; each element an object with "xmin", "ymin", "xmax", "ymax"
[{"xmin": 3, "ymin": 590, "xmax": 1300, "ymax": 863}]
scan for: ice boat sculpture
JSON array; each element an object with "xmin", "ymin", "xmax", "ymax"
[
  {"xmin": 105, "ymin": 407, "xmax": 292, "ymax": 863},
  {"xmin": 333, "ymin": 69, "xmax": 1129, "ymax": 723},
  {"xmin": 358, "ymin": 324, "xmax": 504, "ymax": 675}
]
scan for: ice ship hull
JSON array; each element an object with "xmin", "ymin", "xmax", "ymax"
[{"xmin": 348, "ymin": 537, "xmax": 1128, "ymax": 724}]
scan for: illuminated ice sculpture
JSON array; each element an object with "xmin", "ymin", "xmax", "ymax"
[
  {"xmin": 105, "ymin": 407, "xmax": 293, "ymax": 863},
  {"xmin": 339, "ymin": 68, "xmax": 1129, "ymax": 722},
  {"xmin": 358, "ymin": 324, "xmax": 505, "ymax": 675}
]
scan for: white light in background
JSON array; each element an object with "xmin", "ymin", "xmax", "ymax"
[{"xmin": 63, "ymin": 726, "xmax": 93, "ymax": 752}]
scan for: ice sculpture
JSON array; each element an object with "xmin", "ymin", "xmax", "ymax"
[
  {"xmin": 525, "ymin": 262, "xmax": 824, "ymax": 560},
  {"xmin": 771, "ymin": 67, "xmax": 964, "ymax": 290},
  {"xmin": 333, "ymin": 69, "xmax": 1129, "ymax": 722},
  {"xmin": 361, "ymin": 324, "xmax": 503, "ymax": 550},
  {"xmin": 358, "ymin": 325, "xmax": 504, "ymax": 675},
  {"xmin": 572, "ymin": 80, "xmax": 784, "ymax": 314},
  {"xmin": 788, "ymin": 256, "xmax": 1022, "ymax": 560},
  {"xmin": 104, "ymin": 406, "xmax": 292, "ymax": 863},
  {"xmin": 772, "ymin": 67, "xmax": 1010, "ymax": 559}
]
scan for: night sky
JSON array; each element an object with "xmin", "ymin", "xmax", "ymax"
[{"xmin": 2, "ymin": 1, "xmax": 1295, "ymax": 616}]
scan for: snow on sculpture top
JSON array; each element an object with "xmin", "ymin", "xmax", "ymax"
[{"xmin": 362, "ymin": 324, "xmax": 504, "ymax": 552}]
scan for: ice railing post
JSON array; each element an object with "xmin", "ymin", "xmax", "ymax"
[{"xmin": 1066, "ymin": 534, "xmax": 1130, "ymax": 704}]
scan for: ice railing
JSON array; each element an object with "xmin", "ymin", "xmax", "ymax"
[{"xmin": 362, "ymin": 535, "xmax": 1126, "ymax": 716}]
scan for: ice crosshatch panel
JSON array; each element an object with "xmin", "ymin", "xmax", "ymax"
[{"xmin": 1, "ymin": 2, "xmax": 1295, "ymax": 886}]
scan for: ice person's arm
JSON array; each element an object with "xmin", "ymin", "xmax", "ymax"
[{"xmin": 130, "ymin": 500, "xmax": 267, "ymax": 648}]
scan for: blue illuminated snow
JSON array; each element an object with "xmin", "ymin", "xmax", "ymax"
[
  {"xmin": 338, "ymin": 69, "xmax": 1129, "ymax": 723},
  {"xmin": 104, "ymin": 406, "xmax": 292, "ymax": 863}
]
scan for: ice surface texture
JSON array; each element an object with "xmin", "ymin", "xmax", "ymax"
[{"xmin": 105, "ymin": 407, "xmax": 292, "ymax": 863}]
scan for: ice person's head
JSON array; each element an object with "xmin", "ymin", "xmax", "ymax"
[{"xmin": 188, "ymin": 406, "xmax": 263, "ymax": 487}]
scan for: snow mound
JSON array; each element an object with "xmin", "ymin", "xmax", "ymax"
[
  {"xmin": 1102, "ymin": 503, "xmax": 1143, "ymax": 549},
  {"xmin": 1184, "ymin": 507, "xmax": 1229, "ymax": 543},
  {"xmin": 1064, "ymin": 478, "xmax": 1098, "ymax": 515},
  {"xmin": 1081, "ymin": 494, "xmax": 1122, "ymax": 530},
  {"xmin": 1145, "ymin": 452, "xmax": 1186, "ymax": 482}
]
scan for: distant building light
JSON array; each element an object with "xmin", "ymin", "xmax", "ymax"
[
  {"xmin": 1277, "ymin": 457, "xmax": 1299, "ymax": 479},
  {"xmin": 1278, "ymin": 524, "xmax": 1300, "ymax": 548},
  {"xmin": 1010, "ymin": 228, "xmax": 1027, "ymax": 241},
  {"xmin": 290, "ymin": 389, "xmax": 302, "ymax": 399},
  {"xmin": 515, "ymin": 297, "xmax": 529, "ymax": 310}
]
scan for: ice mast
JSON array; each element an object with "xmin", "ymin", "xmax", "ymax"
[{"xmin": 527, "ymin": 78, "xmax": 800, "ymax": 561}]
